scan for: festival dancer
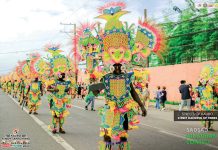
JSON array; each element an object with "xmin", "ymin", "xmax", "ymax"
[
  {"xmin": 75, "ymin": 22, "xmax": 102, "ymax": 99},
  {"xmin": 99, "ymin": 64, "xmax": 146, "ymax": 150},
  {"xmin": 67, "ymin": 59, "xmax": 77, "ymax": 99},
  {"xmin": 2, "ymin": 80, "xmax": 7, "ymax": 93},
  {"xmin": 15, "ymin": 60, "xmax": 31, "ymax": 106},
  {"xmin": 6, "ymin": 80, "xmax": 12, "ymax": 95},
  {"xmin": 75, "ymin": 22, "xmax": 100, "ymax": 74},
  {"xmin": 94, "ymin": 2, "xmax": 165, "ymax": 149},
  {"xmin": 1, "ymin": 79, "xmax": 5, "ymax": 92},
  {"xmin": 45, "ymin": 44, "xmax": 72, "ymax": 134},
  {"xmin": 26, "ymin": 77, "xmax": 43, "ymax": 114},
  {"xmin": 197, "ymin": 64, "xmax": 217, "ymax": 130},
  {"xmin": 47, "ymin": 73, "xmax": 71, "ymax": 134},
  {"xmin": 24, "ymin": 53, "xmax": 49, "ymax": 113},
  {"xmin": 12, "ymin": 80, "xmax": 19, "ymax": 98},
  {"xmin": 20, "ymin": 76, "xmax": 31, "ymax": 106},
  {"xmin": 18, "ymin": 78, "xmax": 25, "ymax": 104}
]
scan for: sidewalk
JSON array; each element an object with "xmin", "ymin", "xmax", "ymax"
[{"xmin": 149, "ymin": 101, "xmax": 179, "ymax": 111}]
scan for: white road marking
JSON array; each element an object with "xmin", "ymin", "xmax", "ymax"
[
  {"xmin": 140, "ymin": 122, "xmax": 164, "ymax": 131},
  {"xmin": 9, "ymin": 95, "xmax": 76, "ymax": 150},
  {"xmin": 159, "ymin": 130, "xmax": 187, "ymax": 139},
  {"xmin": 72, "ymin": 105, "xmax": 85, "ymax": 110}
]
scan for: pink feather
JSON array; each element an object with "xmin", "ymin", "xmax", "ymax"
[
  {"xmin": 44, "ymin": 43, "xmax": 61, "ymax": 52},
  {"xmin": 138, "ymin": 19, "xmax": 163, "ymax": 53},
  {"xmin": 98, "ymin": 1, "xmax": 126, "ymax": 14}
]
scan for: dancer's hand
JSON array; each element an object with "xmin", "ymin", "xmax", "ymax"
[{"xmin": 141, "ymin": 107, "xmax": 147, "ymax": 117}]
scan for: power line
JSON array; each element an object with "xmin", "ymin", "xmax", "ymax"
[
  {"xmin": 61, "ymin": 0, "xmax": 91, "ymax": 23},
  {"xmin": 160, "ymin": 10, "xmax": 218, "ymax": 27},
  {"xmin": 167, "ymin": 27, "xmax": 218, "ymax": 39},
  {"xmin": 168, "ymin": 20, "xmax": 218, "ymax": 35},
  {"xmin": 0, "ymin": 49, "xmax": 42, "ymax": 55},
  {"xmin": 151, "ymin": 7, "xmax": 191, "ymax": 21},
  {"xmin": 174, "ymin": 10, "xmax": 218, "ymax": 25},
  {"xmin": 151, "ymin": 12, "xmax": 177, "ymax": 21},
  {"xmin": 0, "ymin": 68, "xmax": 15, "ymax": 73},
  {"xmin": 167, "ymin": 40, "xmax": 218, "ymax": 49}
]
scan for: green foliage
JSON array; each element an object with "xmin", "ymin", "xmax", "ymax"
[{"xmin": 149, "ymin": 5, "xmax": 218, "ymax": 67}]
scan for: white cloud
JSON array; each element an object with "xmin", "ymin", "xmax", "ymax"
[{"xmin": 0, "ymin": 0, "xmax": 186, "ymax": 75}]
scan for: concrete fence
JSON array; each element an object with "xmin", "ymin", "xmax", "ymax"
[{"xmin": 147, "ymin": 60, "xmax": 218, "ymax": 102}]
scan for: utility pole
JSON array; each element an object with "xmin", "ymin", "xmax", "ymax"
[
  {"xmin": 60, "ymin": 22, "xmax": 75, "ymax": 36},
  {"xmin": 97, "ymin": 22, "xmax": 101, "ymax": 31},
  {"xmin": 144, "ymin": 9, "xmax": 149, "ymax": 68},
  {"xmin": 60, "ymin": 22, "xmax": 77, "ymax": 83}
]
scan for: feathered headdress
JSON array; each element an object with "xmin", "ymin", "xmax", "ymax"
[
  {"xmin": 98, "ymin": 1, "xmax": 126, "ymax": 14},
  {"xmin": 19, "ymin": 60, "xmax": 30, "ymax": 78},
  {"xmin": 76, "ymin": 22, "xmax": 96, "ymax": 40},
  {"xmin": 45, "ymin": 43, "xmax": 63, "ymax": 57},
  {"xmin": 45, "ymin": 43, "xmax": 70, "ymax": 76},
  {"xmin": 75, "ymin": 22, "xmax": 100, "ymax": 55},
  {"xmin": 96, "ymin": 1, "xmax": 132, "ymax": 65},
  {"xmin": 29, "ymin": 53, "xmax": 50, "ymax": 77}
]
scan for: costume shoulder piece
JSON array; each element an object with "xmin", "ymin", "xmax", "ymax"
[{"xmin": 132, "ymin": 19, "xmax": 165, "ymax": 67}]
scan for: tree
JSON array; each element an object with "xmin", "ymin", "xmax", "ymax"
[
  {"xmin": 206, "ymin": 2, "xmax": 218, "ymax": 60},
  {"xmin": 149, "ymin": 0, "xmax": 218, "ymax": 67}
]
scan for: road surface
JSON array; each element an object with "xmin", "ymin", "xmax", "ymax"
[{"xmin": 0, "ymin": 90, "xmax": 218, "ymax": 150}]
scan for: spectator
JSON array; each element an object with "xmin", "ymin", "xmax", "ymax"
[
  {"xmin": 179, "ymin": 80, "xmax": 191, "ymax": 111},
  {"xmin": 143, "ymin": 83, "xmax": 150, "ymax": 109},
  {"xmin": 82, "ymin": 87, "xmax": 87, "ymax": 99},
  {"xmin": 155, "ymin": 86, "xmax": 161, "ymax": 110},
  {"xmin": 160, "ymin": 86, "xmax": 167, "ymax": 111},
  {"xmin": 77, "ymin": 83, "xmax": 82, "ymax": 99},
  {"xmin": 85, "ymin": 89, "xmax": 99, "ymax": 111}
]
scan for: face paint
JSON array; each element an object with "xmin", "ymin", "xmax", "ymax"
[{"xmin": 108, "ymin": 47, "xmax": 125, "ymax": 63}]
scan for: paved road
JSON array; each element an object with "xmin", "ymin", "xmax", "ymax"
[{"xmin": 0, "ymin": 90, "xmax": 218, "ymax": 150}]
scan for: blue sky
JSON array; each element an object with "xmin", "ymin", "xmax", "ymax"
[{"xmin": 0, "ymin": 0, "xmax": 195, "ymax": 75}]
